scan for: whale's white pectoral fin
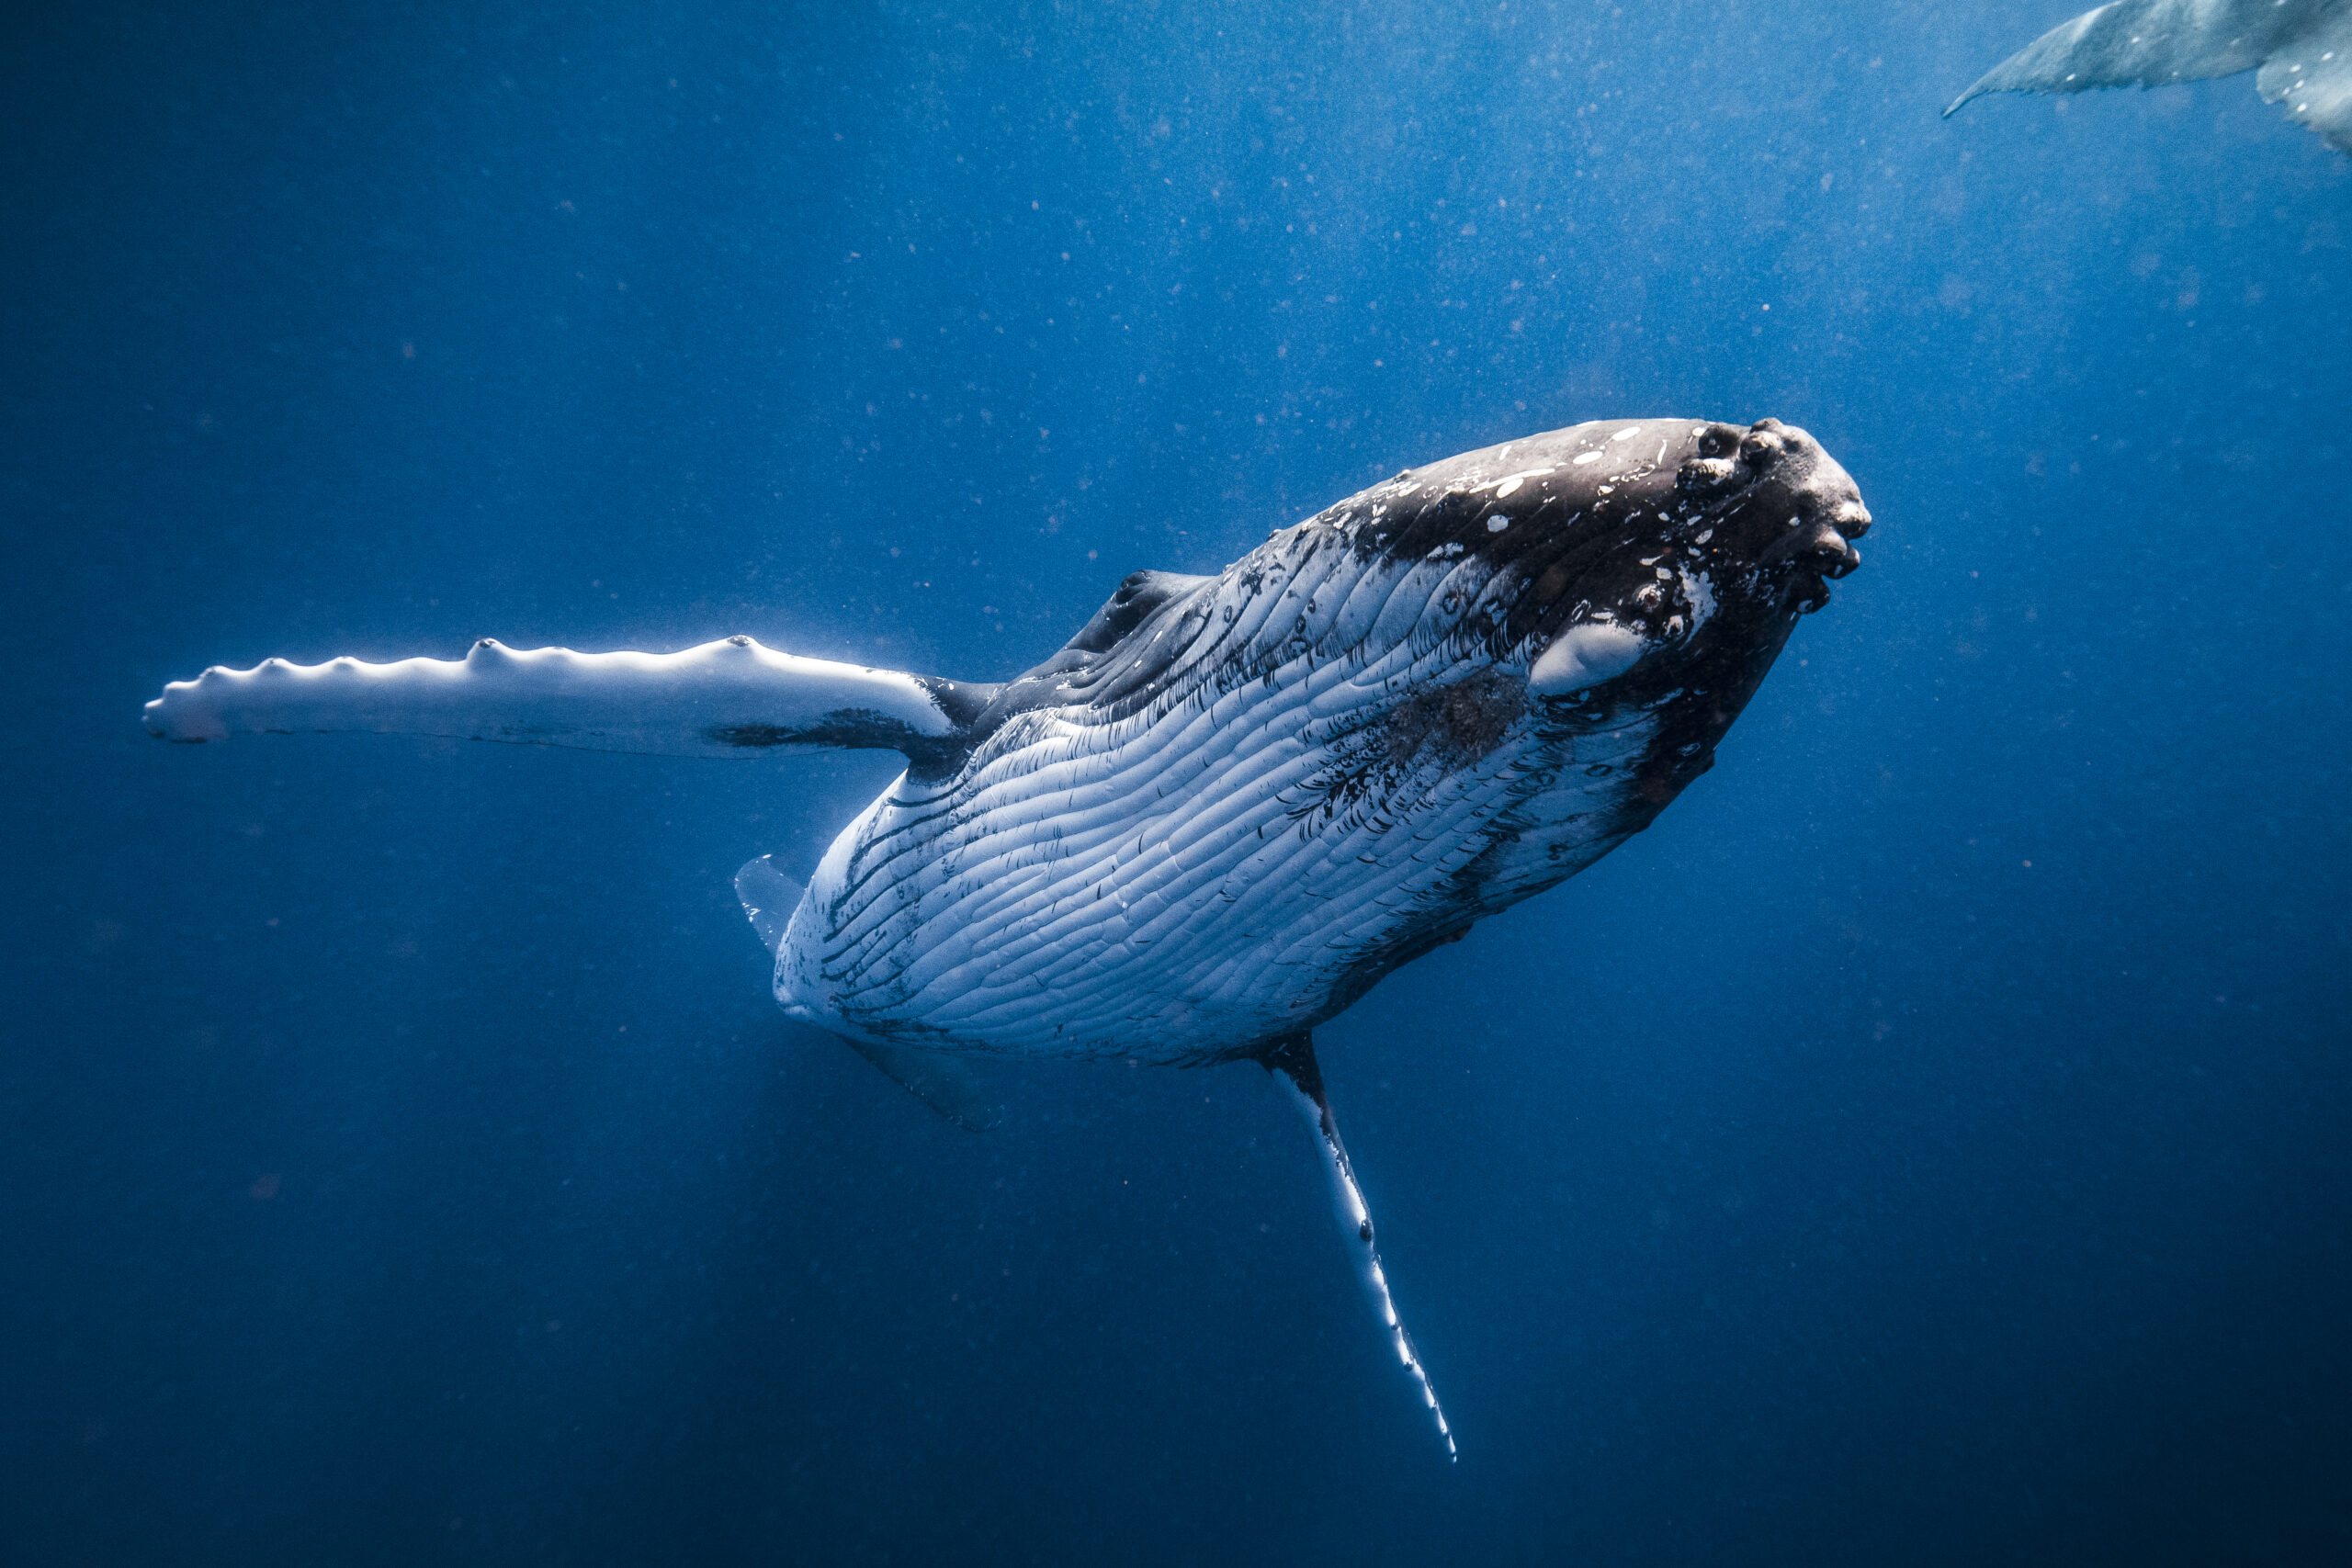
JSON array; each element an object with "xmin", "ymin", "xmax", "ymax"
[
  {"xmin": 1945, "ymin": 0, "xmax": 2349, "ymax": 153},
  {"xmin": 733, "ymin": 854, "xmax": 804, "ymax": 958},
  {"xmin": 2256, "ymin": 6, "xmax": 2352, "ymax": 151},
  {"xmin": 143, "ymin": 636, "xmax": 994, "ymax": 761},
  {"xmin": 1261, "ymin": 1033, "xmax": 1456, "ymax": 1461}
]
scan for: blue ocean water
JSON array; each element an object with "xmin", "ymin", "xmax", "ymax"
[{"xmin": 5, "ymin": 0, "xmax": 2347, "ymax": 1561}]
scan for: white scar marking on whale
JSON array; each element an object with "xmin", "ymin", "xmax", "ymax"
[
  {"xmin": 1679, "ymin": 565, "xmax": 1719, "ymax": 635},
  {"xmin": 1529, "ymin": 621, "xmax": 1645, "ymax": 695}
]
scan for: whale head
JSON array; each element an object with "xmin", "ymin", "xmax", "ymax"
[
  {"xmin": 1338, "ymin": 415, "xmax": 1871, "ymax": 827},
  {"xmin": 957, "ymin": 416, "xmax": 1868, "ymax": 844},
  {"xmin": 1509, "ymin": 417, "xmax": 1868, "ymax": 693}
]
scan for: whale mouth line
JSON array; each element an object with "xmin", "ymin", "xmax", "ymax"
[{"xmin": 1760, "ymin": 501, "xmax": 1868, "ymax": 617}]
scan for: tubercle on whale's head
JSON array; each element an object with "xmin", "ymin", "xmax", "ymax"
[
  {"xmin": 1522, "ymin": 417, "xmax": 1869, "ymax": 807},
  {"xmin": 962, "ymin": 418, "xmax": 1867, "ymax": 794},
  {"xmin": 1357, "ymin": 418, "xmax": 1866, "ymax": 679},
  {"xmin": 1472, "ymin": 417, "xmax": 1865, "ymax": 691},
  {"xmin": 1348, "ymin": 414, "xmax": 1870, "ymax": 808}
]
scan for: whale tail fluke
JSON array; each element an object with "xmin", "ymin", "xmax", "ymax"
[
  {"xmin": 1260, "ymin": 1032, "xmax": 1456, "ymax": 1461},
  {"xmin": 1945, "ymin": 0, "xmax": 2351, "ymax": 154}
]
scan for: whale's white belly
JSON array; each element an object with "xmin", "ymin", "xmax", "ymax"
[{"xmin": 776, "ymin": 559, "xmax": 1659, "ymax": 1063}]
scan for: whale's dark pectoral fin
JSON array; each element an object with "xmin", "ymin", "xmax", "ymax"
[
  {"xmin": 143, "ymin": 636, "xmax": 1000, "ymax": 765},
  {"xmin": 842, "ymin": 1039, "xmax": 1001, "ymax": 1133},
  {"xmin": 1259, "ymin": 1032, "xmax": 1456, "ymax": 1461}
]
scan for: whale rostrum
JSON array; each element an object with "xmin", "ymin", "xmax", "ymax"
[
  {"xmin": 1947, "ymin": 0, "xmax": 2352, "ymax": 155},
  {"xmin": 145, "ymin": 416, "xmax": 1871, "ymax": 1459}
]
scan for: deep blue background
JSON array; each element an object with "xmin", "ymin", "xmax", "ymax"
[{"xmin": 4, "ymin": 1, "xmax": 2347, "ymax": 1562}]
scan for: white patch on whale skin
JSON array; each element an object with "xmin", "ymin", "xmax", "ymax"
[
  {"xmin": 1528, "ymin": 620, "xmax": 1646, "ymax": 696},
  {"xmin": 1678, "ymin": 565, "xmax": 1718, "ymax": 636},
  {"xmin": 1487, "ymin": 467, "xmax": 1555, "ymax": 498}
]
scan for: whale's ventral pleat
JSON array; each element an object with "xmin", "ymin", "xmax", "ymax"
[{"xmin": 735, "ymin": 853, "xmax": 1001, "ymax": 1132}]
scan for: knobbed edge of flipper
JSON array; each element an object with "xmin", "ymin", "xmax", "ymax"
[
  {"xmin": 142, "ymin": 635, "xmax": 1000, "ymax": 767},
  {"xmin": 1259, "ymin": 1032, "xmax": 1456, "ymax": 1461}
]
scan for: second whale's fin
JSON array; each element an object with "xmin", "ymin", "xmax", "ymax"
[
  {"xmin": 2256, "ymin": 6, "xmax": 2352, "ymax": 152},
  {"xmin": 1260, "ymin": 1032, "xmax": 1456, "ymax": 1461},
  {"xmin": 734, "ymin": 854, "xmax": 999, "ymax": 1134},
  {"xmin": 1945, "ymin": 0, "xmax": 2349, "ymax": 154},
  {"xmin": 144, "ymin": 636, "xmax": 999, "ymax": 767}
]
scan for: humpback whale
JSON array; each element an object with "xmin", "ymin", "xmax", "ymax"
[
  {"xmin": 1948, "ymin": 0, "xmax": 2352, "ymax": 153},
  {"xmin": 145, "ymin": 416, "xmax": 1871, "ymax": 1458}
]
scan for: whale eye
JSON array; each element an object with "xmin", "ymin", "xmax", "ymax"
[{"xmin": 1529, "ymin": 621, "xmax": 1645, "ymax": 696}]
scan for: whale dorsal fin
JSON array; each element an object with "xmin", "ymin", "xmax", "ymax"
[
  {"xmin": 143, "ymin": 636, "xmax": 1000, "ymax": 765},
  {"xmin": 1063, "ymin": 570, "xmax": 1217, "ymax": 654},
  {"xmin": 953, "ymin": 570, "xmax": 1218, "ymax": 746}
]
